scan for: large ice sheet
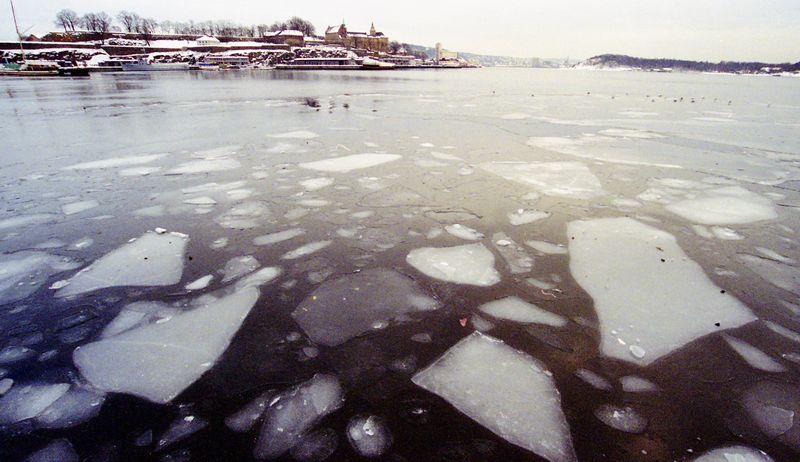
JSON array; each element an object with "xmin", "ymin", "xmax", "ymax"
[
  {"xmin": 292, "ymin": 269, "xmax": 439, "ymax": 346},
  {"xmin": 299, "ymin": 154, "xmax": 401, "ymax": 173},
  {"xmin": 73, "ymin": 286, "xmax": 260, "ymax": 403},
  {"xmin": 690, "ymin": 445, "xmax": 774, "ymax": 462},
  {"xmin": 407, "ymin": 243, "xmax": 500, "ymax": 287},
  {"xmin": 57, "ymin": 232, "xmax": 187, "ymax": 297},
  {"xmin": 480, "ymin": 161, "xmax": 605, "ymax": 200},
  {"xmin": 63, "ymin": 154, "xmax": 165, "ymax": 170},
  {"xmin": 412, "ymin": 333, "xmax": 576, "ymax": 462},
  {"xmin": 568, "ymin": 217, "xmax": 756, "ymax": 365}
]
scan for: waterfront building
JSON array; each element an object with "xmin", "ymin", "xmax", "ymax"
[{"xmin": 324, "ymin": 22, "xmax": 389, "ymax": 53}]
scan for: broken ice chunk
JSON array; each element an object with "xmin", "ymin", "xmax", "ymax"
[
  {"xmin": 63, "ymin": 154, "xmax": 165, "ymax": 170},
  {"xmin": 665, "ymin": 186, "xmax": 777, "ymax": 225},
  {"xmin": 292, "ymin": 269, "xmax": 439, "ymax": 346},
  {"xmin": 73, "ymin": 287, "xmax": 260, "ymax": 403},
  {"xmin": 281, "ymin": 241, "xmax": 332, "ymax": 260},
  {"xmin": 167, "ymin": 158, "xmax": 241, "ymax": 175},
  {"xmin": 491, "ymin": 232, "xmax": 533, "ymax": 274},
  {"xmin": 290, "ymin": 428, "xmax": 338, "ymax": 462},
  {"xmin": 739, "ymin": 381, "xmax": 800, "ymax": 450},
  {"xmin": 737, "ymin": 254, "xmax": 800, "ymax": 296},
  {"xmin": 526, "ymin": 240, "xmax": 568, "ymax": 255},
  {"xmin": 299, "ymin": 154, "xmax": 401, "ymax": 173},
  {"xmin": 300, "ymin": 178, "xmax": 334, "ymax": 191},
  {"xmin": 185, "ymin": 275, "xmax": 213, "ymax": 291},
  {"xmin": 478, "ymin": 296, "xmax": 566, "ymax": 327},
  {"xmin": 62, "ymin": 200, "xmax": 99, "ymax": 216},
  {"xmin": 157, "ymin": 413, "xmax": 209, "ymax": 450},
  {"xmin": 225, "ymin": 390, "xmax": 275, "ymax": 433},
  {"xmin": 0, "ymin": 345, "xmax": 36, "ymax": 365},
  {"xmin": 34, "ymin": 385, "xmax": 106, "ymax": 429},
  {"xmin": 57, "ymin": 232, "xmax": 187, "ymax": 297},
  {"xmin": 406, "ymin": 243, "xmax": 500, "ymax": 287},
  {"xmin": 412, "ymin": 332, "xmax": 576, "ymax": 462},
  {"xmin": 568, "ymin": 217, "xmax": 756, "ymax": 365},
  {"xmin": 445, "ymin": 224, "xmax": 484, "ymax": 241},
  {"xmin": 346, "ymin": 415, "xmax": 393, "ymax": 457},
  {"xmin": 235, "ymin": 267, "xmax": 282, "ymax": 289},
  {"xmin": 722, "ymin": 334, "xmax": 786, "ymax": 373},
  {"xmin": 575, "ymin": 369, "xmax": 612, "ymax": 391},
  {"xmin": 689, "ymin": 445, "xmax": 774, "ymax": 462},
  {"xmin": 222, "ymin": 256, "xmax": 260, "ymax": 282},
  {"xmin": 620, "ymin": 376, "xmax": 658, "ymax": 393},
  {"xmin": 253, "ymin": 374, "xmax": 345, "ymax": 459},
  {"xmin": 0, "ymin": 383, "xmax": 70, "ymax": 424},
  {"xmin": 23, "ymin": 439, "xmax": 78, "ymax": 462},
  {"xmin": 0, "ymin": 251, "xmax": 79, "ymax": 305},
  {"xmin": 254, "ymin": 229, "xmax": 306, "ymax": 246},
  {"xmin": 508, "ymin": 209, "xmax": 550, "ymax": 225},
  {"xmin": 269, "ymin": 130, "xmax": 319, "ymax": 139},
  {"xmin": 100, "ymin": 301, "xmax": 178, "ymax": 338},
  {"xmin": 481, "ymin": 161, "xmax": 605, "ymax": 200},
  {"xmin": 594, "ymin": 404, "xmax": 647, "ymax": 433}
]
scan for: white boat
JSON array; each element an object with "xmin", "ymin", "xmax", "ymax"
[{"xmin": 275, "ymin": 57, "xmax": 362, "ymax": 70}]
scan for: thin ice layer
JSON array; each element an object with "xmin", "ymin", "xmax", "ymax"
[
  {"xmin": 299, "ymin": 154, "xmax": 401, "ymax": 173},
  {"xmin": 665, "ymin": 186, "xmax": 777, "ymax": 225},
  {"xmin": 57, "ymin": 232, "xmax": 187, "ymax": 297},
  {"xmin": 73, "ymin": 287, "xmax": 259, "ymax": 403},
  {"xmin": 0, "ymin": 252, "xmax": 78, "ymax": 305},
  {"xmin": 292, "ymin": 269, "xmax": 439, "ymax": 346},
  {"xmin": 481, "ymin": 161, "xmax": 605, "ymax": 200},
  {"xmin": 412, "ymin": 332, "xmax": 576, "ymax": 462},
  {"xmin": 406, "ymin": 243, "xmax": 500, "ymax": 287},
  {"xmin": 568, "ymin": 217, "xmax": 756, "ymax": 365}
]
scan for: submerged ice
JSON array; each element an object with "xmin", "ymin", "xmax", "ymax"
[
  {"xmin": 568, "ymin": 217, "xmax": 756, "ymax": 365},
  {"xmin": 292, "ymin": 269, "xmax": 439, "ymax": 346}
]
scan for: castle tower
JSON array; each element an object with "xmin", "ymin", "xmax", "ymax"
[{"xmin": 370, "ymin": 22, "xmax": 376, "ymax": 36}]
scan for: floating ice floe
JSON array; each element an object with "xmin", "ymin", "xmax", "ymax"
[
  {"xmin": 491, "ymin": 232, "xmax": 533, "ymax": 274},
  {"xmin": 300, "ymin": 177, "xmax": 334, "ymax": 191},
  {"xmin": 292, "ymin": 269, "xmax": 439, "ymax": 346},
  {"xmin": 0, "ymin": 251, "xmax": 79, "ymax": 305},
  {"xmin": 254, "ymin": 374, "xmax": 345, "ymax": 459},
  {"xmin": 222, "ymin": 255, "xmax": 260, "ymax": 282},
  {"xmin": 412, "ymin": 333, "xmax": 577, "ymax": 462},
  {"xmin": 737, "ymin": 254, "xmax": 800, "ymax": 296},
  {"xmin": 0, "ymin": 346, "xmax": 36, "ymax": 365},
  {"xmin": 225, "ymin": 390, "xmax": 275, "ymax": 433},
  {"xmin": 299, "ymin": 154, "xmax": 401, "ymax": 173},
  {"xmin": 620, "ymin": 376, "xmax": 658, "ymax": 393},
  {"xmin": 756, "ymin": 247, "xmax": 796, "ymax": 265},
  {"xmin": 568, "ymin": 217, "xmax": 756, "ymax": 365},
  {"xmin": 738, "ymin": 381, "xmax": 800, "ymax": 451},
  {"xmin": 133, "ymin": 205, "xmax": 165, "ymax": 217},
  {"xmin": 481, "ymin": 161, "xmax": 605, "ymax": 200},
  {"xmin": 689, "ymin": 445, "xmax": 774, "ymax": 462},
  {"xmin": 0, "ymin": 214, "xmax": 56, "ymax": 231},
  {"xmin": 406, "ymin": 243, "xmax": 500, "ymax": 287},
  {"xmin": 100, "ymin": 301, "xmax": 178, "ymax": 338},
  {"xmin": 183, "ymin": 196, "xmax": 217, "ymax": 206},
  {"xmin": 268, "ymin": 130, "xmax": 319, "ymax": 139},
  {"xmin": 157, "ymin": 413, "xmax": 208, "ymax": 450},
  {"xmin": 73, "ymin": 286, "xmax": 260, "ymax": 403},
  {"xmin": 478, "ymin": 296, "xmax": 567, "ymax": 327},
  {"xmin": 508, "ymin": 209, "xmax": 550, "ymax": 225},
  {"xmin": 216, "ymin": 201, "xmax": 271, "ymax": 229},
  {"xmin": 119, "ymin": 166, "xmax": 161, "ymax": 177},
  {"xmin": 290, "ymin": 428, "xmax": 338, "ymax": 462},
  {"xmin": 430, "ymin": 151, "xmax": 463, "ymax": 161},
  {"xmin": 281, "ymin": 241, "xmax": 332, "ymax": 260},
  {"xmin": 665, "ymin": 187, "xmax": 777, "ymax": 225},
  {"xmin": 763, "ymin": 320, "xmax": 800, "ymax": 344},
  {"xmin": 167, "ymin": 158, "xmax": 241, "ymax": 175},
  {"xmin": 63, "ymin": 154, "xmax": 165, "ymax": 170},
  {"xmin": 575, "ymin": 369, "xmax": 613, "ymax": 391},
  {"xmin": 34, "ymin": 385, "xmax": 106, "ymax": 429},
  {"xmin": 254, "ymin": 229, "xmax": 306, "ymax": 246},
  {"xmin": 57, "ymin": 232, "xmax": 187, "ymax": 297},
  {"xmin": 445, "ymin": 224, "xmax": 484, "ymax": 241},
  {"xmin": 61, "ymin": 200, "xmax": 99, "ymax": 216},
  {"xmin": 594, "ymin": 404, "xmax": 647, "ymax": 433},
  {"xmin": 722, "ymin": 334, "xmax": 786, "ymax": 373},
  {"xmin": 0, "ymin": 383, "xmax": 69, "ymax": 425},
  {"xmin": 347, "ymin": 415, "xmax": 393, "ymax": 457},
  {"xmin": 526, "ymin": 240, "xmax": 568, "ymax": 255},
  {"xmin": 22, "ymin": 439, "xmax": 78, "ymax": 462},
  {"xmin": 185, "ymin": 275, "xmax": 213, "ymax": 291}
]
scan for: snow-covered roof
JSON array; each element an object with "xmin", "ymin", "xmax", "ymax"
[{"xmin": 197, "ymin": 35, "xmax": 220, "ymax": 42}]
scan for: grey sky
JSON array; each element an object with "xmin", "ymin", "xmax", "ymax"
[{"xmin": 4, "ymin": 0, "xmax": 799, "ymax": 62}]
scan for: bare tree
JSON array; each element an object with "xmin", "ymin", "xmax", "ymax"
[
  {"xmin": 117, "ymin": 11, "xmax": 140, "ymax": 33},
  {"xmin": 81, "ymin": 13, "xmax": 99, "ymax": 32},
  {"xmin": 54, "ymin": 9, "xmax": 80, "ymax": 32},
  {"xmin": 285, "ymin": 17, "xmax": 315, "ymax": 36},
  {"xmin": 268, "ymin": 21, "xmax": 287, "ymax": 32},
  {"xmin": 82, "ymin": 12, "xmax": 113, "ymax": 42},
  {"xmin": 137, "ymin": 18, "xmax": 159, "ymax": 44}
]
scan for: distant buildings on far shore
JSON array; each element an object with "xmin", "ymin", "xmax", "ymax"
[{"xmin": 324, "ymin": 22, "xmax": 389, "ymax": 53}]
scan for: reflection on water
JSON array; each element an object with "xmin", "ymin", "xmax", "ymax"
[{"xmin": 0, "ymin": 68, "xmax": 799, "ymax": 461}]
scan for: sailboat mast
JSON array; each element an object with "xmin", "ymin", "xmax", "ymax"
[{"xmin": 9, "ymin": 0, "xmax": 25, "ymax": 61}]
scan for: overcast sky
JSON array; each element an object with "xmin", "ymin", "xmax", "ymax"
[{"xmin": 3, "ymin": 0, "xmax": 799, "ymax": 62}]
